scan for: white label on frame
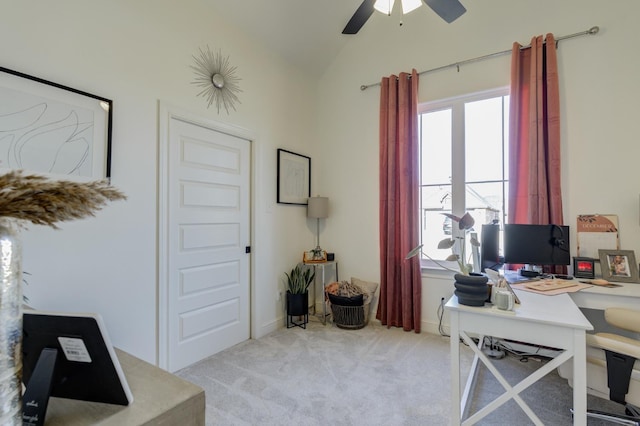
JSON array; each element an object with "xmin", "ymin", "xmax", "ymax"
[{"xmin": 58, "ymin": 337, "xmax": 92, "ymax": 363}]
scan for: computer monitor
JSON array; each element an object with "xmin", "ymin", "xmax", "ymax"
[
  {"xmin": 480, "ymin": 223, "xmax": 502, "ymax": 272},
  {"xmin": 22, "ymin": 311, "xmax": 133, "ymax": 425},
  {"xmin": 503, "ymin": 224, "xmax": 570, "ymax": 269}
]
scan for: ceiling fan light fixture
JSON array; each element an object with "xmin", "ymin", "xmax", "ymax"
[
  {"xmin": 344, "ymin": 0, "xmax": 465, "ymax": 35},
  {"xmin": 373, "ymin": 0, "xmax": 393, "ymax": 15},
  {"xmin": 374, "ymin": 0, "xmax": 421, "ymax": 15},
  {"xmin": 401, "ymin": 0, "xmax": 422, "ymax": 14}
]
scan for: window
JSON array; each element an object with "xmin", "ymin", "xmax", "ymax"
[{"xmin": 419, "ymin": 88, "xmax": 509, "ymax": 268}]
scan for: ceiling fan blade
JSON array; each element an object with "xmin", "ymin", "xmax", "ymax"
[
  {"xmin": 342, "ymin": 0, "xmax": 376, "ymax": 35},
  {"xmin": 423, "ymin": 0, "xmax": 466, "ymax": 23}
]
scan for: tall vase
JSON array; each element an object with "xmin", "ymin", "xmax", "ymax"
[{"xmin": 0, "ymin": 218, "xmax": 23, "ymax": 425}]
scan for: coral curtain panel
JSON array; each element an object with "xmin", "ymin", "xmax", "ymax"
[
  {"xmin": 377, "ymin": 69, "xmax": 422, "ymax": 332},
  {"xmin": 508, "ymin": 34, "xmax": 565, "ymax": 274}
]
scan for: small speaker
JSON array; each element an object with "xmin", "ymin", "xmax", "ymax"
[
  {"xmin": 327, "ymin": 253, "xmax": 335, "ymax": 261},
  {"xmin": 480, "ymin": 224, "xmax": 501, "ymax": 272}
]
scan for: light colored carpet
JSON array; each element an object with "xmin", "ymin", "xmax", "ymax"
[{"xmin": 176, "ymin": 317, "xmax": 624, "ymax": 425}]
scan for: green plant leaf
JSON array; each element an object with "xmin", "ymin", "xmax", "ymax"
[
  {"xmin": 458, "ymin": 212, "xmax": 475, "ymax": 230},
  {"xmin": 286, "ymin": 265, "xmax": 315, "ymax": 294},
  {"xmin": 438, "ymin": 238, "xmax": 455, "ymax": 249},
  {"xmin": 442, "ymin": 213, "xmax": 462, "ymax": 222}
]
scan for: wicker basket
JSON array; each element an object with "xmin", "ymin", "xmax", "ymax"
[{"xmin": 330, "ymin": 298, "xmax": 371, "ymax": 330}]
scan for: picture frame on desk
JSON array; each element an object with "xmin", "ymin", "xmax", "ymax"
[{"xmin": 599, "ymin": 249, "xmax": 639, "ymax": 283}]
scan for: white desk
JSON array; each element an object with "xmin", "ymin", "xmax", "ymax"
[
  {"xmin": 446, "ymin": 289, "xmax": 593, "ymax": 425},
  {"xmin": 570, "ymin": 281, "xmax": 640, "ymax": 310}
]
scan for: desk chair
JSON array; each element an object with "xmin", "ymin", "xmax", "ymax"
[{"xmin": 558, "ymin": 307, "xmax": 640, "ymax": 425}]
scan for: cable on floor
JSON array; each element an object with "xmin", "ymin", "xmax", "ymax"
[
  {"xmin": 493, "ymin": 339, "xmax": 553, "ymax": 363},
  {"xmin": 437, "ymin": 297, "xmax": 450, "ymax": 337}
]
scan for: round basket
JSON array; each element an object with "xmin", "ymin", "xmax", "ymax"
[{"xmin": 328, "ymin": 293, "xmax": 370, "ymax": 330}]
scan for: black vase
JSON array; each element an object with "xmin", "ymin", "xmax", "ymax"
[
  {"xmin": 454, "ymin": 273, "xmax": 488, "ymax": 285},
  {"xmin": 453, "ymin": 273, "xmax": 489, "ymax": 306},
  {"xmin": 286, "ymin": 291, "xmax": 309, "ymax": 329},
  {"xmin": 286, "ymin": 291, "xmax": 309, "ymax": 316}
]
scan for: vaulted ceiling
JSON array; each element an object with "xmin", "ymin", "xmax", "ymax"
[
  {"xmin": 207, "ymin": 0, "xmax": 470, "ymax": 79},
  {"xmin": 207, "ymin": 0, "xmax": 365, "ymax": 78}
]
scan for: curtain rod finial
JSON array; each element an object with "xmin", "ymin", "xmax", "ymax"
[
  {"xmin": 360, "ymin": 84, "xmax": 368, "ymax": 91},
  {"xmin": 589, "ymin": 26, "xmax": 599, "ymax": 35}
]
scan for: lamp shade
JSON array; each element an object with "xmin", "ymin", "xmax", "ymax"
[{"xmin": 307, "ymin": 197, "xmax": 329, "ymax": 219}]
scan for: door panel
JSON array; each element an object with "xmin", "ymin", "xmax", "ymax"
[{"xmin": 166, "ymin": 117, "xmax": 250, "ymax": 372}]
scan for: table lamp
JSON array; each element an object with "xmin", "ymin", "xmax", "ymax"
[{"xmin": 307, "ymin": 196, "xmax": 329, "ymax": 260}]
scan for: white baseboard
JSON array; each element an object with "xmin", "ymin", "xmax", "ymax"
[
  {"xmin": 422, "ymin": 319, "xmax": 449, "ymax": 336},
  {"xmin": 256, "ymin": 318, "xmax": 281, "ymax": 339}
]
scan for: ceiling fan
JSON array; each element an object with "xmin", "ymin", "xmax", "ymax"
[{"xmin": 342, "ymin": 0, "xmax": 466, "ymax": 34}]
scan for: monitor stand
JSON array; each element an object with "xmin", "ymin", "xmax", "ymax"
[
  {"xmin": 519, "ymin": 268, "xmax": 541, "ymax": 278},
  {"xmin": 23, "ymin": 348, "xmax": 58, "ymax": 426},
  {"xmin": 519, "ymin": 264, "xmax": 543, "ymax": 278}
]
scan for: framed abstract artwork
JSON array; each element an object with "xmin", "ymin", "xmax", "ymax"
[
  {"xmin": 0, "ymin": 66, "xmax": 113, "ymax": 180},
  {"xmin": 277, "ymin": 149, "xmax": 310, "ymax": 205}
]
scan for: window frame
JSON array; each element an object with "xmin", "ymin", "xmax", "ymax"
[{"xmin": 418, "ymin": 87, "xmax": 510, "ymax": 271}]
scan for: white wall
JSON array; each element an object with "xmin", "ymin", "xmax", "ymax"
[
  {"xmin": 3, "ymin": 0, "xmax": 639, "ymax": 359},
  {"xmin": 1, "ymin": 0, "xmax": 319, "ymax": 363},
  {"xmin": 316, "ymin": 0, "xmax": 640, "ymax": 333}
]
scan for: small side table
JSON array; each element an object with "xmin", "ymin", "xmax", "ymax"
[{"xmin": 302, "ymin": 260, "xmax": 339, "ymax": 325}]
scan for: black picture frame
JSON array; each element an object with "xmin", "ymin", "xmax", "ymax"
[
  {"xmin": 277, "ymin": 149, "xmax": 310, "ymax": 205},
  {"xmin": 0, "ymin": 66, "xmax": 113, "ymax": 180},
  {"xmin": 22, "ymin": 310, "xmax": 133, "ymax": 423}
]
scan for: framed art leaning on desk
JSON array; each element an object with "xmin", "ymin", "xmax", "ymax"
[{"xmin": 598, "ymin": 249, "xmax": 639, "ymax": 283}]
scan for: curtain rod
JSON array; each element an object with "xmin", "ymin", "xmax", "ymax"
[{"xmin": 360, "ymin": 25, "xmax": 600, "ymax": 91}]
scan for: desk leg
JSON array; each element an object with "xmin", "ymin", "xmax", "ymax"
[
  {"xmin": 572, "ymin": 329, "xmax": 587, "ymax": 425},
  {"xmin": 450, "ymin": 311, "xmax": 461, "ymax": 425},
  {"xmin": 311, "ymin": 266, "xmax": 317, "ymax": 315},
  {"xmin": 322, "ymin": 266, "xmax": 327, "ymax": 325}
]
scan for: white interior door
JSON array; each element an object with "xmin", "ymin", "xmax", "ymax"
[{"xmin": 161, "ymin": 112, "xmax": 251, "ymax": 372}]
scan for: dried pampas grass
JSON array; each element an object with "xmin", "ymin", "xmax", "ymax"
[{"xmin": 0, "ymin": 171, "xmax": 127, "ymax": 229}]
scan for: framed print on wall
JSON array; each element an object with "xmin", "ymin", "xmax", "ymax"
[
  {"xmin": 598, "ymin": 249, "xmax": 639, "ymax": 283},
  {"xmin": 0, "ymin": 66, "xmax": 113, "ymax": 181},
  {"xmin": 277, "ymin": 149, "xmax": 310, "ymax": 205}
]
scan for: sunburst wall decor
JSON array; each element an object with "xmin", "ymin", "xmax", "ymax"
[{"xmin": 190, "ymin": 46, "xmax": 242, "ymax": 114}]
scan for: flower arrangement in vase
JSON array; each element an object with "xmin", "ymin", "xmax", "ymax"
[{"xmin": 0, "ymin": 170, "xmax": 126, "ymax": 425}]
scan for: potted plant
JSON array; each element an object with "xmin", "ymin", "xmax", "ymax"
[
  {"xmin": 406, "ymin": 212, "xmax": 488, "ymax": 306},
  {"xmin": 285, "ymin": 265, "xmax": 315, "ymax": 328},
  {"xmin": 406, "ymin": 212, "xmax": 481, "ymax": 275},
  {"xmin": 438, "ymin": 212, "xmax": 480, "ymax": 276}
]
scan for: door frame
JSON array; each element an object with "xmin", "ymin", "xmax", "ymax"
[{"xmin": 157, "ymin": 101, "xmax": 256, "ymax": 370}]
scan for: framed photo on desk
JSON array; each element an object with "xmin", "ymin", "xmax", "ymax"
[{"xmin": 599, "ymin": 249, "xmax": 639, "ymax": 283}]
